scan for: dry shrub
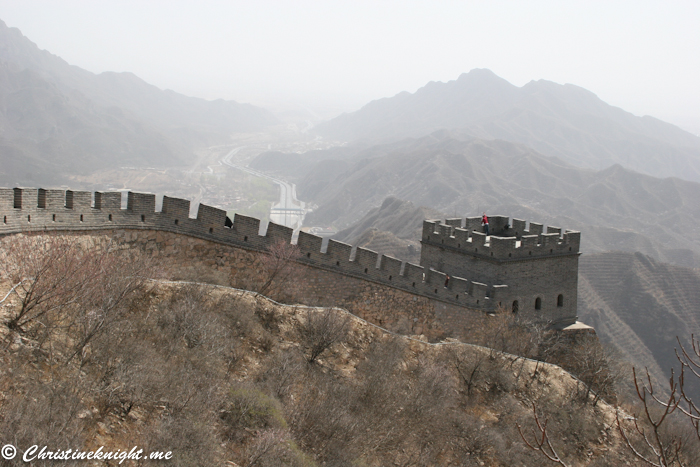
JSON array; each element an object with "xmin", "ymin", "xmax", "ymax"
[
  {"xmin": 0, "ymin": 234, "xmax": 158, "ymax": 358},
  {"xmin": 220, "ymin": 386, "xmax": 288, "ymax": 443},
  {"xmin": 258, "ymin": 239, "xmax": 303, "ymax": 298},
  {"xmin": 256, "ymin": 349, "xmax": 306, "ymax": 401},
  {"xmin": 244, "ymin": 429, "xmax": 314, "ymax": 467},
  {"xmin": 297, "ymin": 308, "xmax": 350, "ymax": 363}
]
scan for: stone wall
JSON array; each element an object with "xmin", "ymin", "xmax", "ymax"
[
  {"xmin": 1, "ymin": 188, "xmax": 508, "ymax": 313},
  {"xmin": 8, "ymin": 228, "xmax": 481, "ymax": 342},
  {"xmin": 0, "ymin": 187, "xmax": 583, "ymax": 337}
]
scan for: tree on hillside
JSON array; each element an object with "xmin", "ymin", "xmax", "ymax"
[
  {"xmin": 0, "ymin": 234, "xmax": 158, "ymax": 358},
  {"xmin": 298, "ymin": 307, "xmax": 350, "ymax": 363},
  {"xmin": 520, "ymin": 336, "xmax": 700, "ymax": 466},
  {"xmin": 257, "ymin": 239, "xmax": 303, "ymax": 298}
]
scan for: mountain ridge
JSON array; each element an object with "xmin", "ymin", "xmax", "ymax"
[
  {"xmin": 315, "ymin": 68, "xmax": 700, "ymax": 182},
  {"xmin": 0, "ymin": 19, "xmax": 278, "ymax": 185}
]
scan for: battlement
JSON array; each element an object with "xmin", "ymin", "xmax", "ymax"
[
  {"xmin": 0, "ymin": 188, "xmax": 510, "ymax": 313},
  {"xmin": 421, "ymin": 217, "xmax": 580, "ymax": 261},
  {"xmin": 419, "ymin": 216, "xmax": 580, "ymax": 327}
]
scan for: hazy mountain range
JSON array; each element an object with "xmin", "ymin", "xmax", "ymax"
[
  {"xmin": 0, "ymin": 20, "xmax": 277, "ymax": 185},
  {"xmin": 315, "ymin": 69, "xmax": 700, "ymax": 183},
  {"xmin": 254, "ymin": 133, "xmax": 700, "ymax": 268}
]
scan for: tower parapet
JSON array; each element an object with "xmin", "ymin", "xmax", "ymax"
[
  {"xmin": 421, "ymin": 218, "xmax": 580, "ymax": 261},
  {"xmin": 419, "ymin": 217, "xmax": 580, "ymax": 327}
]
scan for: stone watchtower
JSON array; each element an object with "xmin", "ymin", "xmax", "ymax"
[{"xmin": 419, "ymin": 215, "xmax": 581, "ymax": 328}]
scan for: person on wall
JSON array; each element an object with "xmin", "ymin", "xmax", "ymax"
[{"xmin": 482, "ymin": 212, "xmax": 489, "ymax": 236}]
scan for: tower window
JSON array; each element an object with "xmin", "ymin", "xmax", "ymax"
[
  {"xmin": 557, "ymin": 294, "xmax": 564, "ymax": 307},
  {"xmin": 512, "ymin": 300, "xmax": 519, "ymax": 313},
  {"xmin": 535, "ymin": 297, "xmax": 542, "ymax": 310}
]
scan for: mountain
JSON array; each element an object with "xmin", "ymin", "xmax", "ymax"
[
  {"xmin": 292, "ymin": 132, "xmax": 700, "ymax": 267},
  {"xmin": 289, "ymin": 133, "xmax": 700, "ymax": 268},
  {"xmin": 0, "ymin": 61, "xmax": 183, "ymax": 185},
  {"xmin": 578, "ymin": 251, "xmax": 700, "ymax": 389},
  {"xmin": 315, "ymin": 69, "xmax": 700, "ymax": 183},
  {"xmin": 0, "ymin": 19, "xmax": 278, "ymax": 185},
  {"xmin": 331, "ymin": 197, "xmax": 442, "ymax": 263}
]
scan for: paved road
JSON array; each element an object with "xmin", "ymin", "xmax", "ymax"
[{"xmin": 221, "ymin": 147, "xmax": 307, "ymax": 230}]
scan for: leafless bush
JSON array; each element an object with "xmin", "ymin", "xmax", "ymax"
[
  {"xmin": 568, "ymin": 339, "xmax": 623, "ymax": 406},
  {"xmin": 256, "ymin": 349, "xmax": 306, "ymax": 401},
  {"xmin": 254, "ymin": 301, "xmax": 282, "ymax": 331},
  {"xmin": 443, "ymin": 345, "xmax": 489, "ymax": 398},
  {"xmin": 518, "ymin": 402, "xmax": 572, "ymax": 467},
  {"xmin": 244, "ymin": 429, "xmax": 313, "ymax": 467},
  {"xmin": 258, "ymin": 239, "xmax": 303, "ymax": 298},
  {"xmin": 0, "ymin": 362, "xmax": 90, "ymax": 466},
  {"xmin": 220, "ymin": 385, "xmax": 288, "ymax": 443},
  {"xmin": 297, "ymin": 308, "xmax": 350, "ymax": 364},
  {"xmin": 218, "ymin": 294, "xmax": 256, "ymax": 338},
  {"xmin": 141, "ymin": 412, "xmax": 220, "ymax": 467},
  {"xmin": 0, "ymin": 235, "xmax": 158, "ymax": 360}
]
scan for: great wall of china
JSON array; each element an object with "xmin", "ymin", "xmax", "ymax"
[{"xmin": 0, "ymin": 187, "xmax": 589, "ymax": 340}]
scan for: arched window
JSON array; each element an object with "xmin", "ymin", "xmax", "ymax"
[
  {"xmin": 557, "ymin": 294, "xmax": 564, "ymax": 307},
  {"xmin": 535, "ymin": 297, "xmax": 542, "ymax": 310},
  {"xmin": 512, "ymin": 300, "xmax": 519, "ymax": 313}
]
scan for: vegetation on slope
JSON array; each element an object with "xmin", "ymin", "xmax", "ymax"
[{"xmin": 1, "ymin": 234, "xmax": 699, "ymax": 466}]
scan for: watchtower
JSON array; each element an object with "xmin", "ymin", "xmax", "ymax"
[{"xmin": 419, "ymin": 216, "xmax": 580, "ymax": 328}]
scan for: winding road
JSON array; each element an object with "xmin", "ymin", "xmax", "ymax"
[{"xmin": 221, "ymin": 147, "xmax": 307, "ymax": 230}]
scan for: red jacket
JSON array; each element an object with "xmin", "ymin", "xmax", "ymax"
[{"xmin": 482, "ymin": 215, "xmax": 488, "ymax": 225}]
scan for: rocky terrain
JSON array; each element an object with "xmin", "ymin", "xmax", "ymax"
[{"xmin": 0, "ymin": 235, "xmax": 661, "ymax": 466}]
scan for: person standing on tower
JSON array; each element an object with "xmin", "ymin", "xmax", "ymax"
[{"xmin": 482, "ymin": 212, "xmax": 489, "ymax": 236}]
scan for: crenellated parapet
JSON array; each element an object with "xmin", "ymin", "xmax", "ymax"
[
  {"xmin": 419, "ymin": 217, "xmax": 581, "ymax": 327},
  {"xmin": 421, "ymin": 217, "xmax": 580, "ymax": 261},
  {"xmin": 0, "ymin": 188, "xmax": 510, "ymax": 313}
]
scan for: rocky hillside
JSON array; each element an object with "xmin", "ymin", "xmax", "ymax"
[
  {"xmin": 0, "ymin": 235, "xmax": 655, "ymax": 466},
  {"xmin": 315, "ymin": 69, "xmax": 700, "ymax": 183},
  {"xmin": 331, "ymin": 199, "xmax": 700, "ymax": 400}
]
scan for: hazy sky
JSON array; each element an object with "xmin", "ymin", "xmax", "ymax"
[{"xmin": 0, "ymin": 0, "xmax": 698, "ymax": 133}]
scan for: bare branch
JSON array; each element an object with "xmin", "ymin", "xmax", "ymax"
[{"xmin": 517, "ymin": 402, "xmax": 571, "ymax": 467}]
